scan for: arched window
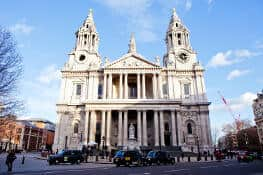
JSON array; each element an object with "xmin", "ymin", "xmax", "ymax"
[
  {"xmin": 187, "ymin": 123, "xmax": 192, "ymax": 134},
  {"xmin": 74, "ymin": 123, "xmax": 79, "ymax": 134}
]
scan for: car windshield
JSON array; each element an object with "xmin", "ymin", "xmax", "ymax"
[
  {"xmin": 115, "ymin": 151, "xmax": 124, "ymax": 157},
  {"xmin": 147, "ymin": 151, "xmax": 156, "ymax": 157},
  {"xmin": 57, "ymin": 150, "xmax": 65, "ymax": 155}
]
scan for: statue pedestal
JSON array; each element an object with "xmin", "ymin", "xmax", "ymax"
[{"xmin": 127, "ymin": 139, "xmax": 139, "ymax": 150}]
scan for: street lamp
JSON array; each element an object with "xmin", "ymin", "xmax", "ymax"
[
  {"xmin": 196, "ymin": 135, "xmax": 201, "ymax": 161},
  {"xmin": 101, "ymin": 136, "xmax": 105, "ymax": 159}
]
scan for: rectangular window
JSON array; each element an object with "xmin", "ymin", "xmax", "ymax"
[
  {"xmin": 184, "ymin": 84, "xmax": 190, "ymax": 96},
  {"xmin": 98, "ymin": 84, "xmax": 103, "ymax": 99},
  {"xmin": 76, "ymin": 84, "xmax": 81, "ymax": 96},
  {"xmin": 162, "ymin": 83, "xmax": 168, "ymax": 95}
]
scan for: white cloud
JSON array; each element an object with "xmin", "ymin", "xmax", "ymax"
[
  {"xmin": 256, "ymin": 41, "xmax": 263, "ymax": 49},
  {"xmin": 93, "ymin": 0, "xmax": 157, "ymax": 42},
  {"xmin": 207, "ymin": 49, "xmax": 261, "ymax": 68},
  {"xmin": 10, "ymin": 22, "xmax": 34, "ymax": 35},
  {"xmin": 208, "ymin": 0, "xmax": 214, "ymax": 5},
  {"xmin": 185, "ymin": 0, "xmax": 192, "ymax": 11},
  {"xmin": 227, "ymin": 69, "xmax": 250, "ymax": 80},
  {"xmin": 37, "ymin": 64, "xmax": 61, "ymax": 84},
  {"xmin": 21, "ymin": 65, "xmax": 61, "ymax": 122},
  {"xmin": 210, "ymin": 92, "xmax": 257, "ymax": 112}
]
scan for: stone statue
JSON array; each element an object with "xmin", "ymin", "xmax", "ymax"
[
  {"xmin": 129, "ymin": 123, "xmax": 135, "ymax": 140},
  {"xmin": 105, "ymin": 57, "xmax": 110, "ymax": 67},
  {"xmin": 155, "ymin": 56, "xmax": 160, "ymax": 65}
]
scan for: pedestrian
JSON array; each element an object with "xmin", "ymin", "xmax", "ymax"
[
  {"xmin": 6, "ymin": 150, "xmax": 17, "ymax": 172},
  {"xmin": 21, "ymin": 150, "xmax": 26, "ymax": 164},
  {"xmin": 56, "ymin": 148, "xmax": 58, "ymax": 154}
]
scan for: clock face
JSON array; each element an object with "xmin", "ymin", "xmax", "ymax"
[{"xmin": 179, "ymin": 52, "xmax": 188, "ymax": 61}]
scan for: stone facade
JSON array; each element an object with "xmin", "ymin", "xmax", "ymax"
[
  {"xmin": 253, "ymin": 90, "xmax": 263, "ymax": 145},
  {"xmin": 53, "ymin": 8, "xmax": 212, "ymax": 153}
]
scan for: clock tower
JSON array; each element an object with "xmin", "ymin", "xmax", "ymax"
[{"xmin": 163, "ymin": 8, "xmax": 197, "ymax": 69}]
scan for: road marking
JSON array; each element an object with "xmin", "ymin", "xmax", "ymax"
[
  {"xmin": 144, "ymin": 173, "xmax": 151, "ymax": 175},
  {"xmin": 223, "ymin": 163, "xmax": 235, "ymax": 167},
  {"xmin": 164, "ymin": 168, "xmax": 189, "ymax": 173},
  {"xmin": 200, "ymin": 165, "xmax": 219, "ymax": 169}
]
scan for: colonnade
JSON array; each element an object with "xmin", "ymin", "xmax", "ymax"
[
  {"xmin": 83, "ymin": 109, "xmax": 182, "ymax": 148},
  {"xmin": 103, "ymin": 73, "xmax": 163, "ymax": 99}
]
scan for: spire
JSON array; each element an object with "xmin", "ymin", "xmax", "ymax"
[
  {"xmin": 128, "ymin": 33, "xmax": 136, "ymax": 53},
  {"xmin": 170, "ymin": 8, "xmax": 181, "ymax": 23}
]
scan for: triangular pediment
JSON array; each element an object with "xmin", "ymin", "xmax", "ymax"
[{"xmin": 106, "ymin": 53, "xmax": 160, "ymax": 69}]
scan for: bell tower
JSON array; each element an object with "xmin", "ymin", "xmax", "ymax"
[
  {"xmin": 75, "ymin": 9, "xmax": 99, "ymax": 53},
  {"xmin": 65, "ymin": 9, "xmax": 101, "ymax": 71},
  {"xmin": 163, "ymin": 8, "xmax": 196, "ymax": 69}
]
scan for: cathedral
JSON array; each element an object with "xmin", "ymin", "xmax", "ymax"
[{"xmin": 53, "ymin": 8, "xmax": 212, "ymax": 153}]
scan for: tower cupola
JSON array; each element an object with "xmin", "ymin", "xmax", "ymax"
[
  {"xmin": 165, "ymin": 8, "xmax": 192, "ymax": 53},
  {"xmin": 75, "ymin": 9, "xmax": 99, "ymax": 53}
]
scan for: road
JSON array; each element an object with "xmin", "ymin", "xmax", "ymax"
[{"xmin": 1, "ymin": 153, "xmax": 262, "ymax": 175}]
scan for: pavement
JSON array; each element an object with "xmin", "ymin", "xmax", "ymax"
[{"xmin": 0, "ymin": 153, "xmax": 262, "ymax": 175}]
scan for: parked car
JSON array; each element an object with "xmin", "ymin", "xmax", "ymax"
[
  {"xmin": 47, "ymin": 150, "xmax": 84, "ymax": 165},
  {"xmin": 146, "ymin": 151, "xmax": 175, "ymax": 165},
  {"xmin": 237, "ymin": 151, "xmax": 253, "ymax": 163},
  {"xmin": 113, "ymin": 150, "xmax": 145, "ymax": 167}
]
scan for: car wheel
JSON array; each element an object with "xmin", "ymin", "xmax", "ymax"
[
  {"xmin": 157, "ymin": 160, "xmax": 161, "ymax": 165},
  {"xmin": 116, "ymin": 163, "xmax": 120, "ymax": 167},
  {"xmin": 49, "ymin": 161, "xmax": 53, "ymax": 165},
  {"xmin": 137, "ymin": 160, "xmax": 141, "ymax": 167},
  {"xmin": 171, "ymin": 159, "xmax": 175, "ymax": 165},
  {"xmin": 77, "ymin": 159, "xmax": 80, "ymax": 164}
]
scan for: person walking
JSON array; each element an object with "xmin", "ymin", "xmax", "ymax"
[{"xmin": 6, "ymin": 150, "xmax": 17, "ymax": 172}]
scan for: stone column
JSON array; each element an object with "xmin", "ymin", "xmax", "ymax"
[
  {"xmin": 119, "ymin": 74, "xmax": 123, "ymax": 99},
  {"xmin": 84, "ymin": 111, "xmax": 90, "ymax": 145},
  {"xmin": 123, "ymin": 111, "xmax": 128, "ymax": 146},
  {"xmin": 137, "ymin": 111, "xmax": 142, "ymax": 146},
  {"xmin": 118, "ymin": 111, "xmax": 123, "ymax": 146},
  {"xmin": 106, "ymin": 111, "xmax": 112, "ymax": 146},
  {"xmin": 88, "ymin": 74, "xmax": 94, "ymax": 99},
  {"xmin": 103, "ymin": 74, "xmax": 107, "ymax": 99},
  {"xmin": 160, "ymin": 111, "xmax": 165, "ymax": 146},
  {"xmin": 152, "ymin": 73, "xmax": 157, "ymax": 99},
  {"xmin": 100, "ymin": 111, "xmax": 106, "ymax": 148},
  {"xmin": 168, "ymin": 74, "xmax": 174, "ymax": 99},
  {"xmin": 124, "ymin": 73, "xmax": 128, "ymax": 99},
  {"xmin": 154, "ymin": 110, "xmax": 159, "ymax": 146},
  {"xmin": 171, "ymin": 111, "xmax": 176, "ymax": 146},
  {"xmin": 142, "ymin": 111, "xmax": 147, "ymax": 146},
  {"xmin": 176, "ymin": 111, "xmax": 182, "ymax": 145},
  {"xmin": 108, "ymin": 73, "xmax": 112, "ymax": 99},
  {"xmin": 158, "ymin": 74, "xmax": 163, "ymax": 98},
  {"xmin": 89, "ymin": 111, "xmax": 96, "ymax": 142},
  {"xmin": 137, "ymin": 74, "xmax": 141, "ymax": 99},
  {"xmin": 142, "ymin": 73, "xmax": 146, "ymax": 99}
]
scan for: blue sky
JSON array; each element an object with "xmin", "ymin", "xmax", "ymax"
[{"xmin": 1, "ymin": 0, "xmax": 263, "ymax": 139}]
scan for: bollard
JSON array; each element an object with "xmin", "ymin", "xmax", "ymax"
[
  {"xmin": 188, "ymin": 156, "xmax": 191, "ymax": 162},
  {"xmin": 109, "ymin": 155, "xmax": 112, "ymax": 162},
  {"xmin": 211, "ymin": 155, "xmax": 213, "ymax": 161},
  {"xmin": 177, "ymin": 156, "xmax": 180, "ymax": 162},
  {"xmin": 21, "ymin": 156, "xmax": 25, "ymax": 164},
  {"xmin": 205, "ymin": 156, "xmax": 207, "ymax": 161},
  {"xmin": 96, "ymin": 155, "xmax": 99, "ymax": 161}
]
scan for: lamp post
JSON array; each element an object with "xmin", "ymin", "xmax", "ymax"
[
  {"xmin": 196, "ymin": 135, "xmax": 201, "ymax": 161},
  {"xmin": 102, "ymin": 136, "xmax": 105, "ymax": 159}
]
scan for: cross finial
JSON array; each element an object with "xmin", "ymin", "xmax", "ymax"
[{"xmin": 88, "ymin": 9, "xmax": 93, "ymax": 20}]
